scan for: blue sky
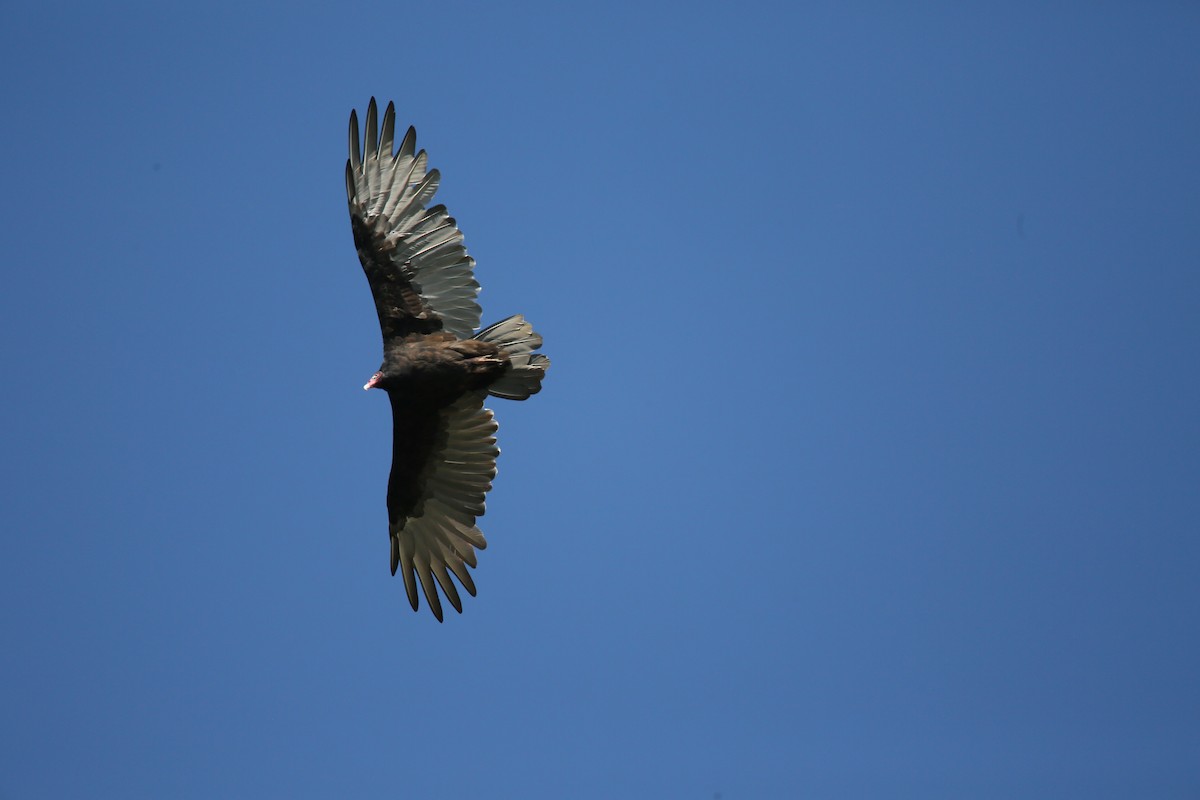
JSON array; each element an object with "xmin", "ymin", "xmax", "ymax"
[{"xmin": 2, "ymin": 2, "xmax": 1198, "ymax": 797}]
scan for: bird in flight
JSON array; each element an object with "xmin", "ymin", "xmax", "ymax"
[{"xmin": 345, "ymin": 98, "xmax": 549, "ymax": 621}]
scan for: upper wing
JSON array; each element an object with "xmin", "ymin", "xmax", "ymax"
[
  {"xmin": 387, "ymin": 391, "xmax": 499, "ymax": 621},
  {"xmin": 346, "ymin": 98, "xmax": 482, "ymax": 342}
]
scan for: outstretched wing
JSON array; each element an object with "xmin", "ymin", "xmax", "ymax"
[
  {"xmin": 346, "ymin": 98, "xmax": 482, "ymax": 342},
  {"xmin": 387, "ymin": 391, "xmax": 499, "ymax": 621}
]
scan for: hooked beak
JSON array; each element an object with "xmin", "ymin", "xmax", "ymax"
[{"xmin": 363, "ymin": 371, "xmax": 383, "ymax": 391}]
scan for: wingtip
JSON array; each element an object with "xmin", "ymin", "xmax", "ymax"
[
  {"xmin": 348, "ymin": 108, "xmax": 361, "ymax": 169},
  {"xmin": 380, "ymin": 101, "xmax": 395, "ymax": 157},
  {"xmin": 365, "ymin": 98, "xmax": 379, "ymax": 157},
  {"xmin": 400, "ymin": 125, "xmax": 416, "ymax": 158}
]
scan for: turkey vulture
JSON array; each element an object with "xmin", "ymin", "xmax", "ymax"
[{"xmin": 345, "ymin": 98, "xmax": 549, "ymax": 621}]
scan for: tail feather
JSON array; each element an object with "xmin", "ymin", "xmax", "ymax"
[{"xmin": 475, "ymin": 314, "xmax": 550, "ymax": 400}]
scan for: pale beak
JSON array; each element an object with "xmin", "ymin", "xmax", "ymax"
[{"xmin": 363, "ymin": 371, "xmax": 383, "ymax": 390}]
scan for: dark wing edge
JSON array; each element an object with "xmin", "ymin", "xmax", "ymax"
[
  {"xmin": 346, "ymin": 98, "xmax": 483, "ymax": 343},
  {"xmin": 387, "ymin": 391, "xmax": 499, "ymax": 621}
]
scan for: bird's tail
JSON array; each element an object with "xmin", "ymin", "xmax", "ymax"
[{"xmin": 474, "ymin": 314, "xmax": 550, "ymax": 400}]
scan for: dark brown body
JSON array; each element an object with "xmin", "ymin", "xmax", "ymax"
[{"xmin": 376, "ymin": 334, "xmax": 508, "ymax": 402}]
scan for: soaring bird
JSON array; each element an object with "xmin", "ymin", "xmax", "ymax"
[{"xmin": 345, "ymin": 98, "xmax": 549, "ymax": 621}]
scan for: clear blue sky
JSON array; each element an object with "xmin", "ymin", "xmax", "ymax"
[{"xmin": 2, "ymin": 2, "xmax": 1198, "ymax": 798}]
